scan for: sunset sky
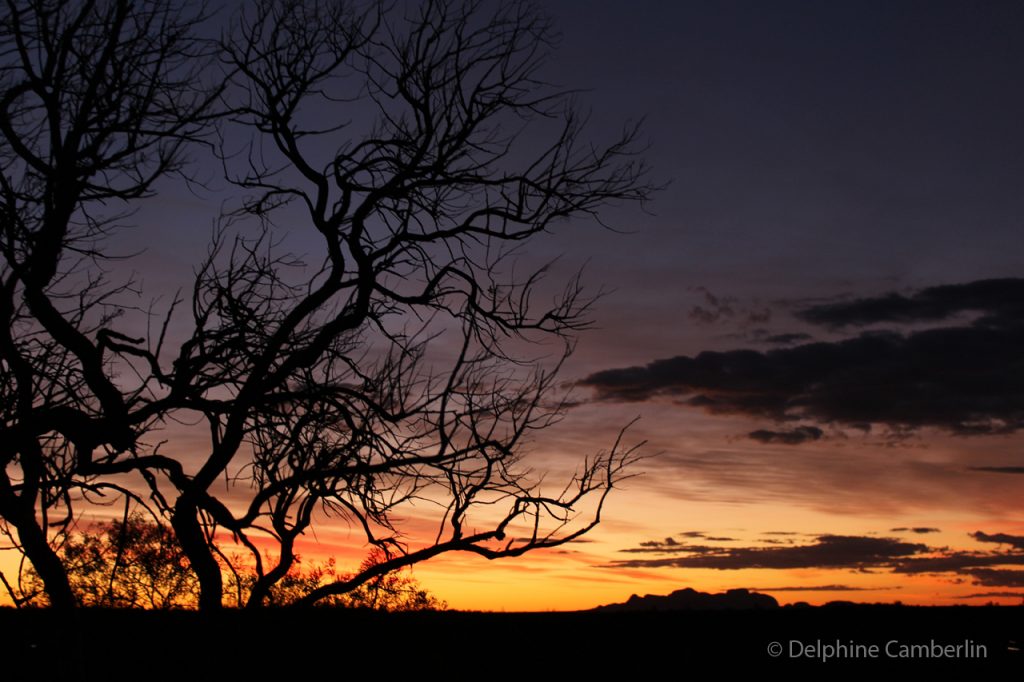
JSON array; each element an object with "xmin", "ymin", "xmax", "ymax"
[
  {"xmin": 4, "ymin": 0, "xmax": 1024, "ymax": 612},
  {"xmin": 411, "ymin": 0, "xmax": 1024, "ymax": 610}
]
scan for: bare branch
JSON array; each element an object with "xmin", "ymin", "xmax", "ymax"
[{"xmin": 1, "ymin": 0, "xmax": 655, "ymax": 611}]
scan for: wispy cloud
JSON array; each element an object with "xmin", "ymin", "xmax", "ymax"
[
  {"xmin": 612, "ymin": 534, "xmax": 929, "ymax": 570},
  {"xmin": 610, "ymin": 529, "xmax": 1024, "ymax": 588}
]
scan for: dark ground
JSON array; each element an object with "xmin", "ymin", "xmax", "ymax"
[{"xmin": 1, "ymin": 605, "xmax": 1020, "ymax": 679}]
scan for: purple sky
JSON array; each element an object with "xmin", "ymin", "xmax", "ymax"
[{"xmin": 8, "ymin": 0, "xmax": 1023, "ymax": 609}]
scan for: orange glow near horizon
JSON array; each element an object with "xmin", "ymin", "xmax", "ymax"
[
  {"xmin": 3, "ymin": 424, "xmax": 1024, "ymax": 611},
  {"xmin": 5, "ymin": 518, "xmax": 1024, "ymax": 610}
]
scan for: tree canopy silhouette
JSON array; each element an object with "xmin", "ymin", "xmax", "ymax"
[
  {"xmin": 18, "ymin": 513, "xmax": 199, "ymax": 609},
  {"xmin": 14, "ymin": 513, "xmax": 445, "ymax": 610},
  {"xmin": 0, "ymin": 0, "xmax": 652, "ymax": 609}
]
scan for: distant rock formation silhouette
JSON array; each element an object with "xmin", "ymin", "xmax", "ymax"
[{"xmin": 593, "ymin": 587, "xmax": 779, "ymax": 612}]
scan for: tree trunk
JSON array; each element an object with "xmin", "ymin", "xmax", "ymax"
[
  {"xmin": 12, "ymin": 508, "xmax": 75, "ymax": 608},
  {"xmin": 172, "ymin": 499, "xmax": 223, "ymax": 610}
]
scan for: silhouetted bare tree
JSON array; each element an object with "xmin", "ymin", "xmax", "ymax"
[
  {"xmin": 0, "ymin": 0, "xmax": 219, "ymax": 607},
  {"xmin": 1, "ymin": 0, "xmax": 651, "ymax": 610}
]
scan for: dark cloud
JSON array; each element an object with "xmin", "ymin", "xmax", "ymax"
[
  {"xmin": 970, "ymin": 531, "xmax": 1024, "ymax": 550},
  {"xmin": 891, "ymin": 527, "xmax": 941, "ymax": 534},
  {"xmin": 796, "ymin": 278, "xmax": 1024, "ymax": 329},
  {"xmin": 761, "ymin": 333, "xmax": 813, "ymax": 345},
  {"xmin": 612, "ymin": 529, "xmax": 1024, "ymax": 591},
  {"xmin": 581, "ymin": 290, "xmax": 1024, "ymax": 435},
  {"xmin": 631, "ymin": 534, "xmax": 737, "ymax": 553},
  {"xmin": 624, "ymin": 538, "xmax": 720, "ymax": 555},
  {"xmin": 688, "ymin": 287, "xmax": 772, "ymax": 326},
  {"xmin": 612, "ymin": 534, "xmax": 928, "ymax": 570},
  {"xmin": 748, "ymin": 426, "xmax": 823, "ymax": 445},
  {"xmin": 969, "ymin": 466, "xmax": 1024, "ymax": 475},
  {"xmin": 643, "ymin": 537, "xmax": 679, "ymax": 546},
  {"xmin": 960, "ymin": 591, "xmax": 1024, "ymax": 599},
  {"xmin": 891, "ymin": 552, "xmax": 1024, "ymax": 574},
  {"xmin": 965, "ymin": 569, "xmax": 1024, "ymax": 588},
  {"xmin": 689, "ymin": 287, "xmax": 735, "ymax": 324}
]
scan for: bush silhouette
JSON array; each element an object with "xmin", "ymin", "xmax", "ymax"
[{"xmin": 20, "ymin": 514, "xmax": 444, "ymax": 610}]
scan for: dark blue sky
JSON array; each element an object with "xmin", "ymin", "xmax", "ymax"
[
  {"xmin": 539, "ymin": 0, "xmax": 1024, "ymax": 317},
  {"xmin": 130, "ymin": 1, "xmax": 1024, "ymax": 328}
]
